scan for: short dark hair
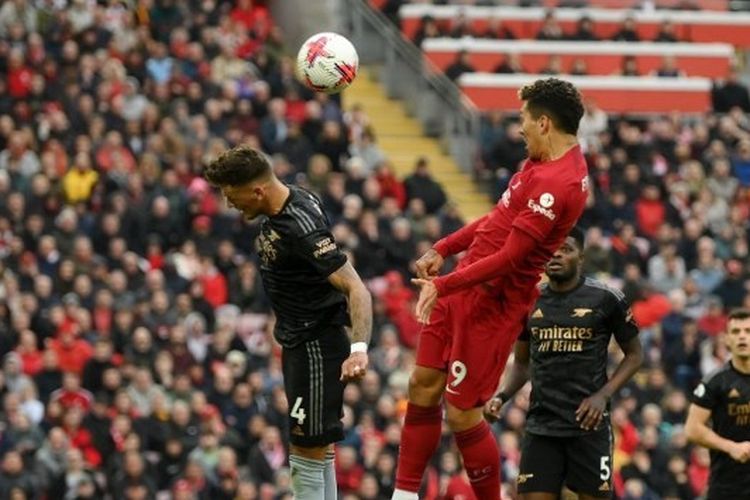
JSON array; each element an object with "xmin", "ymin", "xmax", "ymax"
[
  {"xmin": 568, "ymin": 226, "xmax": 585, "ymax": 251},
  {"xmin": 519, "ymin": 78, "xmax": 584, "ymax": 135},
  {"xmin": 728, "ymin": 308, "xmax": 750, "ymax": 322},
  {"xmin": 203, "ymin": 146, "xmax": 271, "ymax": 187}
]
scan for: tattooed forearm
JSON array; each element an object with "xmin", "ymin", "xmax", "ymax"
[{"xmin": 328, "ymin": 261, "xmax": 372, "ymax": 345}]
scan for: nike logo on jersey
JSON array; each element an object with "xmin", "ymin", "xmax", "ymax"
[
  {"xmin": 445, "ymin": 385, "xmax": 461, "ymax": 395},
  {"xmin": 531, "ymin": 308, "xmax": 544, "ymax": 319},
  {"xmin": 511, "ymin": 180, "xmax": 522, "ymax": 190},
  {"xmin": 571, "ymin": 308, "xmax": 593, "ymax": 318}
]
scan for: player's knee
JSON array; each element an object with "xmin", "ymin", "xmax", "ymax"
[
  {"xmin": 445, "ymin": 404, "xmax": 482, "ymax": 432},
  {"xmin": 408, "ymin": 367, "xmax": 445, "ymax": 403}
]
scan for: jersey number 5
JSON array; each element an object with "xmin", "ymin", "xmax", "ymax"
[
  {"xmin": 291, "ymin": 397, "xmax": 306, "ymax": 425},
  {"xmin": 600, "ymin": 456, "xmax": 611, "ymax": 481}
]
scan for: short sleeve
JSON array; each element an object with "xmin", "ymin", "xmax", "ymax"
[
  {"xmin": 295, "ymin": 228, "xmax": 347, "ymax": 278},
  {"xmin": 608, "ymin": 292, "xmax": 639, "ymax": 345},
  {"xmin": 691, "ymin": 374, "xmax": 721, "ymax": 409},
  {"xmin": 512, "ymin": 174, "xmax": 569, "ymax": 242}
]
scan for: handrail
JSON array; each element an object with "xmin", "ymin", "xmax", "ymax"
[{"xmin": 341, "ymin": 0, "xmax": 481, "ymax": 173}]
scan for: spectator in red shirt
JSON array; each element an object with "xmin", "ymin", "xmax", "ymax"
[
  {"xmin": 375, "ymin": 162, "xmax": 407, "ymax": 210},
  {"xmin": 51, "ymin": 372, "xmax": 93, "ymax": 413},
  {"xmin": 48, "ymin": 331, "xmax": 93, "ymax": 375},
  {"xmin": 336, "ymin": 445, "xmax": 365, "ymax": 495},
  {"xmin": 62, "ymin": 406, "xmax": 102, "ymax": 468},
  {"xmin": 635, "ymin": 183, "xmax": 666, "ymax": 238},
  {"xmin": 198, "ymin": 257, "xmax": 228, "ymax": 308},
  {"xmin": 16, "ymin": 330, "xmax": 43, "ymax": 377},
  {"xmin": 7, "ymin": 48, "xmax": 33, "ymax": 99}
]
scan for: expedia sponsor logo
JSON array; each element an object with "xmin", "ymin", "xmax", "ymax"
[{"xmin": 527, "ymin": 198, "xmax": 556, "ymax": 220}]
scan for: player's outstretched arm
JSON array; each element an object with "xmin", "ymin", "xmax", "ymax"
[
  {"xmin": 686, "ymin": 405, "xmax": 750, "ymax": 462},
  {"xmin": 576, "ymin": 336, "xmax": 642, "ymax": 431},
  {"xmin": 485, "ymin": 340, "xmax": 530, "ymax": 422},
  {"xmin": 432, "ymin": 227, "xmax": 537, "ymax": 297},
  {"xmin": 328, "ymin": 261, "xmax": 372, "ymax": 382},
  {"xmin": 432, "ymin": 214, "xmax": 489, "ymax": 259}
]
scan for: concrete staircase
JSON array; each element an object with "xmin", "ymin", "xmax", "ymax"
[{"xmin": 342, "ymin": 69, "xmax": 493, "ymax": 220}]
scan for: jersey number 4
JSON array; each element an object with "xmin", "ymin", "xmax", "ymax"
[{"xmin": 291, "ymin": 397, "xmax": 306, "ymax": 425}]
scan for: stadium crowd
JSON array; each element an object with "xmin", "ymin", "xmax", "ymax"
[{"xmin": 0, "ymin": 0, "xmax": 750, "ymax": 499}]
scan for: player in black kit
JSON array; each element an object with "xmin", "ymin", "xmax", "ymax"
[
  {"xmin": 485, "ymin": 227, "xmax": 642, "ymax": 499},
  {"xmin": 204, "ymin": 146, "xmax": 372, "ymax": 500},
  {"xmin": 686, "ymin": 308, "xmax": 750, "ymax": 500}
]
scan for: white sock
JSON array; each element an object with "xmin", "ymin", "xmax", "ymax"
[
  {"xmin": 289, "ymin": 454, "xmax": 326, "ymax": 500},
  {"xmin": 324, "ymin": 451, "xmax": 337, "ymax": 500},
  {"xmin": 392, "ymin": 489, "xmax": 419, "ymax": 500}
]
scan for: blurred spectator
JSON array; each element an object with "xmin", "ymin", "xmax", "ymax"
[
  {"xmin": 613, "ymin": 15, "xmax": 641, "ymax": 42},
  {"xmin": 444, "ymin": 50, "xmax": 476, "ymax": 81},
  {"xmin": 536, "ymin": 10, "xmax": 564, "ymax": 40}
]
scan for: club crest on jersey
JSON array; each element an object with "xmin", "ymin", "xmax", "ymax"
[
  {"xmin": 571, "ymin": 308, "xmax": 593, "ymax": 318},
  {"xmin": 694, "ymin": 383, "xmax": 706, "ymax": 398}
]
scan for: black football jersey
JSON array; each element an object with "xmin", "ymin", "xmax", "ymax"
[
  {"xmin": 691, "ymin": 363, "xmax": 750, "ymax": 499},
  {"xmin": 520, "ymin": 277, "xmax": 639, "ymax": 436},
  {"xmin": 256, "ymin": 185, "xmax": 348, "ymax": 348}
]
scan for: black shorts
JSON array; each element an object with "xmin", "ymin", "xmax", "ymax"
[
  {"xmin": 517, "ymin": 426, "xmax": 614, "ymax": 498},
  {"xmin": 282, "ymin": 327, "xmax": 349, "ymax": 447}
]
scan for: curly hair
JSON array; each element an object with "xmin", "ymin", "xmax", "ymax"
[
  {"xmin": 519, "ymin": 78, "xmax": 584, "ymax": 135},
  {"xmin": 203, "ymin": 146, "xmax": 271, "ymax": 186}
]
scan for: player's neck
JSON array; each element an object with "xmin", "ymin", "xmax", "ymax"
[
  {"xmin": 731, "ymin": 356, "xmax": 750, "ymax": 375},
  {"xmin": 266, "ymin": 180, "xmax": 291, "ymax": 216},
  {"xmin": 542, "ymin": 135, "xmax": 578, "ymax": 162},
  {"xmin": 548, "ymin": 275, "xmax": 581, "ymax": 293}
]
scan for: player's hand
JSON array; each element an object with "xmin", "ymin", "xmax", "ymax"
[
  {"xmin": 340, "ymin": 352, "xmax": 368, "ymax": 382},
  {"xmin": 484, "ymin": 396, "xmax": 505, "ymax": 423},
  {"xmin": 415, "ymin": 249, "xmax": 444, "ymax": 280},
  {"xmin": 412, "ymin": 278, "xmax": 438, "ymax": 324},
  {"xmin": 728, "ymin": 441, "xmax": 750, "ymax": 463},
  {"xmin": 576, "ymin": 392, "xmax": 608, "ymax": 431}
]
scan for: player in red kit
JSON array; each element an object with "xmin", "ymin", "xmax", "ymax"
[{"xmin": 392, "ymin": 78, "xmax": 589, "ymax": 500}]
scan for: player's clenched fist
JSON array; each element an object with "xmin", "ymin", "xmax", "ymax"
[
  {"xmin": 340, "ymin": 352, "xmax": 369, "ymax": 382},
  {"xmin": 484, "ymin": 396, "xmax": 505, "ymax": 423},
  {"xmin": 728, "ymin": 441, "xmax": 750, "ymax": 463},
  {"xmin": 415, "ymin": 248, "xmax": 444, "ymax": 279}
]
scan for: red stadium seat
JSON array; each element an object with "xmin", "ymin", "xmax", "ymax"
[
  {"xmin": 458, "ymin": 73, "xmax": 712, "ymax": 114},
  {"xmin": 422, "ymin": 38, "xmax": 733, "ymax": 78},
  {"xmin": 400, "ymin": 5, "xmax": 750, "ymax": 48}
]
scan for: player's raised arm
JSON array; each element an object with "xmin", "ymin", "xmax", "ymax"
[
  {"xmin": 686, "ymin": 404, "xmax": 750, "ymax": 462},
  {"xmin": 328, "ymin": 260, "xmax": 372, "ymax": 382}
]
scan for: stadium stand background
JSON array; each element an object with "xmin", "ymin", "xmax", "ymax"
[{"xmin": 0, "ymin": 0, "xmax": 749, "ymax": 498}]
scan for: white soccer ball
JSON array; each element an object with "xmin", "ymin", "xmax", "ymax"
[{"xmin": 296, "ymin": 32, "xmax": 359, "ymax": 94}]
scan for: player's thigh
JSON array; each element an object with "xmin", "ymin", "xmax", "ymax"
[
  {"xmin": 282, "ymin": 327, "xmax": 349, "ymax": 448},
  {"xmin": 415, "ymin": 295, "xmax": 451, "ymax": 372},
  {"xmin": 517, "ymin": 433, "xmax": 566, "ymax": 496},
  {"xmin": 445, "ymin": 292, "xmax": 522, "ymax": 409},
  {"xmin": 564, "ymin": 425, "xmax": 614, "ymax": 499}
]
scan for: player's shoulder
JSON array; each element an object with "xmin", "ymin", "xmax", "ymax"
[
  {"xmin": 581, "ymin": 277, "xmax": 627, "ymax": 303},
  {"xmin": 701, "ymin": 363, "xmax": 736, "ymax": 387},
  {"xmin": 279, "ymin": 186, "xmax": 327, "ymax": 235}
]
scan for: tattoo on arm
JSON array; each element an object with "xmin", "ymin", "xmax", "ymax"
[{"xmin": 328, "ymin": 261, "xmax": 372, "ymax": 345}]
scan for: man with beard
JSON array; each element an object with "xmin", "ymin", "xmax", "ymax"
[{"xmin": 485, "ymin": 228, "xmax": 643, "ymax": 499}]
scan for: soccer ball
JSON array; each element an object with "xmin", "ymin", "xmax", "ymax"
[{"xmin": 296, "ymin": 32, "xmax": 359, "ymax": 94}]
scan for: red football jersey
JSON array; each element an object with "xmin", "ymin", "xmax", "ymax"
[{"xmin": 451, "ymin": 145, "xmax": 588, "ymax": 302}]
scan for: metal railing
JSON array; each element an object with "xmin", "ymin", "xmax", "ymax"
[{"xmin": 340, "ymin": 0, "xmax": 481, "ymax": 173}]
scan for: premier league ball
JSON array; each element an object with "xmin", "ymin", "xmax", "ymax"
[{"xmin": 296, "ymin": 32, "xmax": 359, "ymax": 94}]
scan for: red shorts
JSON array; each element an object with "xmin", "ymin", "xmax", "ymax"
[{"xmin": 416, "ymin": 286, "xmax": 529, "ymax": 409}]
